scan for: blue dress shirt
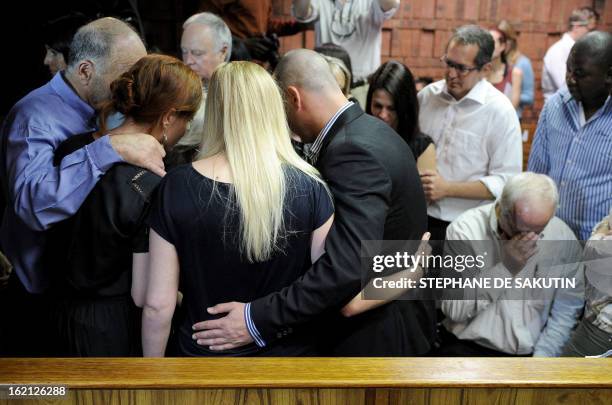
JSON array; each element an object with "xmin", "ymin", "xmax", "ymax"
[
  {"xmin": 528, "ymin": 89, "xmax": 612, "ymax": 240},
  {"xmin": 0, "ymin": 73, "xmax": 122, "ymax": 293}
]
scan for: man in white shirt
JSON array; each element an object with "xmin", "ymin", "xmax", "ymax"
[
  {"xmin": 440, "ymin": 173, "xmax": 584, "ymax": 356},
  {"xmin": 292, "ymin": 0, "xmax": 399, "ymax": 81},
  {"xmin": 542, "ymin": 7, "xmax": 599, "ymax": 101},
  {"xmin": 169, "ymin": 12, "xmax": 232, "ymax": 165},
  {"xmin": 418, "ymin": 25, "xmax": 522, "ymax": 240}
]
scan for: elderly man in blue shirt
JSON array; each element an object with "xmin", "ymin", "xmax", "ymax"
[
  {"xmin": 0, "ymin": 17, "xmax": 165, "ymax": 355},
  {"xmin": 528, "ymin": 31, "xmax": 612, "ymax": 241}
]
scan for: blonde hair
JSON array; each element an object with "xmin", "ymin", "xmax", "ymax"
[
  {"xmin": 200, "ymin": 61, "xmax": 329, "ymax": 262},
  {"xmin": 322, "ymin": 55, "xmax": 352, "ymax": 96}
]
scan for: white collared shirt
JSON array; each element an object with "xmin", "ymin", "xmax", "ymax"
[
  {"xmin": 542, "ymin": 33, "xmax": 575, "ymax": 101},
  {"xmin": 295, "ymin": 0, "xmax": 396, "ymax": 79},
  {"xmin": 418, "ymin": 79, "xmax": 522, "ymax": 222},
  {"xmin": 442, "ymin": 204, "xmax": 584, "ymax": 356}
]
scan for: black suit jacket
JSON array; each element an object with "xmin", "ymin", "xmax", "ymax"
[{"xmin": 250, "ymin": 104, "xmax": 435, "ymax": 355}]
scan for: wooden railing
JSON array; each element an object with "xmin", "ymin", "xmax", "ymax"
[{"xmin": 1, "ymin": 358, "xmax": 611, "ymax": 404}]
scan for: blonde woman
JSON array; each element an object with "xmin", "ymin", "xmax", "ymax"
[{"xmin": 140, "ymin": 62, "xmax": 334, "ymax": 357}]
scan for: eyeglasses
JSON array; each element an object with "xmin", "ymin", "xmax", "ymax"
[
  {"xmin": 440, "ymin": 56, "xmax": 480, "ymax": 75},
  {"xmin": 330, "ymin": 1, "xmax": 356, "ymax": 38}
]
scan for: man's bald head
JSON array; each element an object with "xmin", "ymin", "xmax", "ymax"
[
  {"xmin": 572, "ymin": 31, "xmax": 612, "ymax": 68},
  {"xmin": 65, "ymin": 17, "xmax": 147, "ymax": 108},
  {"xmin": 274, "ymin": 49, "xmax": 342, "ymax": 94}
]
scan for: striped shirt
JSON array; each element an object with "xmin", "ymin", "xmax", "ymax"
[
  {"xmin": 528, "ymin": 89, "xmax": 612, "ymax": 240},
  {"xmin": 305, "ymin": 101, "xmax": 354, "ymax": 165}
]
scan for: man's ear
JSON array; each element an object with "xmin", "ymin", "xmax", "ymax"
[
  {"xmin": 286, "ymin": 86, "xmax": 302, "ymax": 110},
  {"xmin": 480, "ymin": 61, "xmax": 492, "ymax": 75},
  {"xmin": 605, "ymin": 66, "xmax": 612, "ymax": 88},
  {"xmin": 76, "ymin": 60, "xmax": 96, "ymax": 86},
  {"xmin": 220, "ymin": 45, "xmax": 229, "ymax": 63}
]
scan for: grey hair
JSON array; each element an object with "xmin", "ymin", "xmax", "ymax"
[
  {"xmin": 66, "ymin": 17, "xmax": 139, "ymax": 74},
  {"xmin": 447, "ymin": 25, "xmax": 494, "ymax": 68},
  {"xmin": 499, "ymin": 172, "xmax": 559, "ymax": 218},
  {"xmin": 183, "ymin": 12, "xmax": 232, "ymax": 62}
]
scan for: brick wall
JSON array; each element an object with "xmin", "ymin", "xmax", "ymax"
[{"xmin": 272, "ymin": 0, "xmax": 612, "ymax": 126}]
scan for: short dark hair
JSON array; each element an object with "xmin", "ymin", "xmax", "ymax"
[
  {"xmin": 366, "ymin": 60, "xmax": 420, "ymax": 145},
  {"xmin": 447, "ymin": 25, "xmax": 495, "ymax": 68},
  {"xmin": 573, "ymin": 31, "xmax": 612, "ymax": 69}
]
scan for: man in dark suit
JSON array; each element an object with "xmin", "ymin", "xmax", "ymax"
[{"xmin": 192, "ymin": 49, "xmax": 435, "ymax": 355}]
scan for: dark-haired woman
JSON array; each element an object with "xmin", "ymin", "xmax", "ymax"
[
  {"xmin": 486, "ymin": 28, "xmax": 522, "ymax": 109},
  {"xmin": 366, "ymin": 61, "xmax": 436, "ymax": 173},
  {"xmin": 44, "ymin": 54, "xmax": 202, "ymax": 356}
]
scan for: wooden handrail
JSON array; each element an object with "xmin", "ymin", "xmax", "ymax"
[{"xmin": 1, "ymin": 358, "xmax": 610, "ymax": 389}]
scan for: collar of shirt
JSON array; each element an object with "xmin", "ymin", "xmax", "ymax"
[
  {"xmin": 436, "ymin": 78, "xmax": 488, "ymax": 105},
  {"xmin": 50, "ymin": 72, "xmax": 96, "ymax": 123},
  {"xmin": 488, "ymin": 204, "xmax": 504, "ymax": 240},
  {"xmin": 562, "ymin": 90, "xmax": 612, "ymax": 127},
  {"xmin": 305, "ymin": 101, "xmax": 354, "ymax": 164}
]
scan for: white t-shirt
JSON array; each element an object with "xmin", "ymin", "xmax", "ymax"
[
  {"xmin": 295, "ymin": 0, "xmax": 396, "ymax": 79},
  {"xmin": 542, "ymin": 33, "xmax": 575, "ymax": 101}
]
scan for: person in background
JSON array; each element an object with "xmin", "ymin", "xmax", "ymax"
[
  {"xmin": 294, "ymin": 0, "xmax": 400, "ymax": 107},
  {"xmin": 415, "ymin": 76, "xmax": 433, "ymax": 92},
  {"xmin": 315, "ymin": 43, "xmax": 354, "ymax": 86},
  {"xmin": 497, "ymin": 20, "xmax": 534, "ymax": 118},
  {"xmin": 140, "ymin": 61, "xmax": 334, "ymax": 357},
  {"xmin": 292, "ymin": 0, "xmax": 399, "ymax": 82},
  {"xmin": 529, "ymin": 31, "xmax": 612, "ymax": 240},
  {"xmin": 167, "ymin": 12, "xmax": 232, "ymax": 168},
  {"xmin": 322, "ymin": 55, "xmax": 352, "ymax": 98},
  {"xmin": 366, "ymin": 60, "xmax": 436, "ymax": 173},
  {"xmin": 487, "ymin": 28, "xmax": 522, "ymax": 110},
  {"xmin": 42, "ymin": 13, "xmax": 89, "ymax": 76},
  {"xmin": 45, "ymin": 54, "xmax": 202, "ymax": 356},
  {"xmin": 562, "ymin": 208, "xmax": 612, "ymax": 357},
  {"xmin": 542, "ymin": 7, "xmax": 599, "ymax": 101},
  {"xmin": 417, "ymin": 25, "xmax": 522, "ymax": 241}
]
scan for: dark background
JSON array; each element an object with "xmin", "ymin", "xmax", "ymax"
[{"xmin": 1, "ymin": 0, "xmax": 201, "ymax": 118}]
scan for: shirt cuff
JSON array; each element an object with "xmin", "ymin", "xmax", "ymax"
[
  {"xmin": 244, "ymin": 302, "xmax": 266, "ymax": 347},
  {"xmin": 86, "ymin": 135, "xmax": 122, "ymax": 173},
  {"xmin": 479, "ymin": 176, "xmax": 505, "ymax": 199}
]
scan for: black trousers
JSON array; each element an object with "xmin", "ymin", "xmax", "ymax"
[{"xmin": 51, "ymin": 294, "xmax": 142, "ymax": 357}]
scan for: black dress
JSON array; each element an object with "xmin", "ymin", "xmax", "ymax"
[
  {"xmin": 149, "ymin": 164, "xmax": 334, "ymax": 356},
  {"xmin": 407, "ymin": 132, "xmax": 434, "ymax": 160},
  {"xmin": 44, "ymin": 132, "xmax": 161, "ymax": 356}
]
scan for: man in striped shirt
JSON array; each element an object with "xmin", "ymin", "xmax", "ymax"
[{"xmin": 528, "ymin": 31, "xmax": 612, "ymax": 240}]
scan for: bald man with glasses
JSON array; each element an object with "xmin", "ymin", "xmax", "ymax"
[{"xmin": 417, "ymin": 25, "xmax": 522, "ymax": 241}]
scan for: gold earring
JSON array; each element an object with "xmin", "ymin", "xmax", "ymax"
[{"xmin": 162, "ymin": 130, "xmax": 168, "ymax": 146}]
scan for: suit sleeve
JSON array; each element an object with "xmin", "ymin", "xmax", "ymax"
[{"xmin": 249, "ymin": 140, "xmax": 392, "ymax": 342}]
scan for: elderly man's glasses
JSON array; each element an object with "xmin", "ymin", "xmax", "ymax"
[{"xmin": 441, "ymin": 56, "xmax": 480, "ymax": 75}]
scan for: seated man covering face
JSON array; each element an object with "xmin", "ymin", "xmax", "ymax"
[{"xmin": 439, "ymin": 172, "xmax": 584, "ymax": 357}]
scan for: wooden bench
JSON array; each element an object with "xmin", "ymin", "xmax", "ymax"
[{"xmin": 1, "ymin": 358, "xmax": 610, "ymax": 404}]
